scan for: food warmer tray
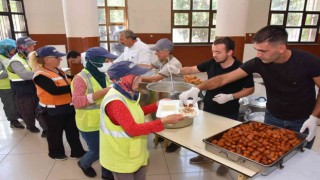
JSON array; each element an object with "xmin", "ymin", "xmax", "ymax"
[{"xmin": 203, "ymin": 121, "xmax": 307, "ymax": 175}]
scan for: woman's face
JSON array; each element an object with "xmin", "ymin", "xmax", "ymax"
[
  {"xmin": 45, "ymin": 56, "xmax": 61, "ymax": 68},
  {"xmin": 132, "ymin": 76, "xmax": 142, "ymax": 91}
]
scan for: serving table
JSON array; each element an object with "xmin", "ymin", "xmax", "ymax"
[
  {"xmin": 154, "ymin": 110, "xmax": 257, "ymax": 180},
  {"xmin": 154, "ymin": 110, "xmax": 320, "ymax": 180}
]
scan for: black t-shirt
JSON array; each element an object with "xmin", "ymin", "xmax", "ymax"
[
  {"xmin": 241, "ymin": 49, "xmax": 320, "ymax": 120},
  {"xmin": 197, "ymin": 59, "xmax": 254, "ymax": 116}
]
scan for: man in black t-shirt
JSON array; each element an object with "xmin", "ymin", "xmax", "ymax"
[
  {"xmin": 180, "ymin": 26, "xmax": 320, "ymax": 150},
  {"xmin": 170, "ymin": 37, "xmax": 254, "ymax": 175}
]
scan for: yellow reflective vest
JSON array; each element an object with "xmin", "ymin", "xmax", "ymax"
[
  {"xmin": 71, "ymin": 69, "xmax": 110, "ymax": 132},
  {"xmin": 7, "ymin": 53, "xmax": 32, "ymax": 81},
  {"xmin": 0, "ymin": 55, "xmax": 10, "ymax": 89},
  {"xmin": 99, "ymin": 88, "xmax": 148, "ymax": 173}
]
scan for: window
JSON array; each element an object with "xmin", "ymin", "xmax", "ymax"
[
  {"xmin": 97, "ymin": 0, "xmax": 128, "ymax": 56},
  {"xmin": 172, "ymin": 0, "xmax": 217, "ymax": 44},
  {"xmin": 0, "ymin": 0, "xmax": 28, "ymax": 39},
  {"xmin": 268, "ymin": 0, "xmax": 320, "ymax": 43}
]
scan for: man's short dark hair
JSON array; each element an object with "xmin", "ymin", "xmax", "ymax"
[
  {"xmin": 252, "ymin": 26, "xmax": 288, "ymax": 44},
  {"xmin": 67, "ymin": 50, "xmax": 80, "ymax": 59},
  {"xmin": 120, "ymin": 30, "xmax": 137, "ymax": 40},
  {"xmin": 213, "ymin": 37, "xmax": 235, "ymax": 52}
]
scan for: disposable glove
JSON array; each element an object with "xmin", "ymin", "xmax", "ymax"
[
  {"xmin": 300, "ymin": 115, "xmax": 318, "ymax": 142},
  {"xmin": 179, "ymin": 87, "xmax": 200, "ymax": 105},
  {"xmin": 167, "ymin": 64, "xmax": 180, "ymax": 74},
  {"xmin": 212, "ymin": 93, "xmax": 234, "ymax": 104}
]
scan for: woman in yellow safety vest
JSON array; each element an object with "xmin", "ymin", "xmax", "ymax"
[
  {"xmin": 100, "ymin": 61, "xmax": 185, "ymax": 180},
  {"xmin": 0, "ymin": 39, "xmax": 24, "ymax": 129},
  {"xmin": 71, "ymin": 47, "xmax": 117, "ymax": 179},
  {"xmin": 30, "ymin": 46, "xmax": 86, "ymax": 160},
  {"xmin": 8, "ymin": 37, "xmax": 47, "ymax": 135}
]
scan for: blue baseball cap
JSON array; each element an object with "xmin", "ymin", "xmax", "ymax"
[
  {"xmin": 150, "ymin": 38, "xmax": 173, "ymax": 51},
  {"xmin": 107, "ymin": 61, "xmax": 149, "ymax": 80},
  {"xmin": 85, "ymin": 47, "xmax": 118, "ymax": 60},
  {"xmin": 16, "ymin": 36, "xmax": 37, "ymax": 46},
  {"xmin": 36, "ymin": 46, "xmax": 66, "ymax": 58}
]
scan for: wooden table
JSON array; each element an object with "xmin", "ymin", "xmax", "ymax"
[{"xmin": 154, "ymin": 110, "xmax": 258, "ymax": 180}]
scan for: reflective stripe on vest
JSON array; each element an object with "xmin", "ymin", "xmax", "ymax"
[
  {"xmin": 99, "ymin": 88, "xmax": 148, "ymax": 173},
  {"xmin": 0, "ymin": 55, "xmax": 10, "ymax": 89},
  {"xmin": 99, "ymin": 94, "xmax": 130, "ymax": 138},
  {"xmin": 33, "ymin": 67, "xmax": 72, "ymax": 107}
]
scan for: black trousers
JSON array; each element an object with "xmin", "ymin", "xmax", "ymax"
[
  {"xmin": 0, "ymin": 89, "xmax": 19, "ymax": 121},
  {"xmin": 43, "ymin": 111, "xmax": 85, "ymax": 158}
]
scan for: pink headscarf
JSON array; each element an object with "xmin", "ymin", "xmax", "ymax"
[{"xmin": 113, "ymin": 74, "xmax": 139, "ymax": 100}]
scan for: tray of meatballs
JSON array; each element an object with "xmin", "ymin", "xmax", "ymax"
[{"xmin": 203, "ymin": 121, "xmax": 307, "ymax": 175}]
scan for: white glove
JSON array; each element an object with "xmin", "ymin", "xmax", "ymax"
[
  {"xmin": 300, "ymin": 115, "xmax": 318, "ymax": 142},
  {"xmin": 167, "ymin": 64, "xmax": 180, "ymax": 74},
  {"xmin": 212, "ymin": 93, "xmax": 234, "ymax": 104},
  {"xmin": 179, "ymin": 87, "xmax": 200, "ymax": 105}
]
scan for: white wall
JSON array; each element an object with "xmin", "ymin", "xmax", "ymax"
[
  {"xmin": 127, "ymin": 0, "xmax": 171, "ymax": 33},
  {"xmin": 243, "ymin": 0, "xmax": 271, "ymax": 61},
  {"xmin": 246, "ymin": 0, "xmax": 270, "ymax": 33},
  {"xmin": 24, "ymin": 0, "xmax": 65, "ymax": 34},
  {"xmin": 62, "ymin": 0, "xmax": 99, "ymax": 37}
]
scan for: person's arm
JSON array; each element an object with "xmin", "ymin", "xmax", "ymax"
[
  {"xmin": 180, "ymin": 66, "xmax": 200, "ymax": 75},
  {"xmin": 72, "ymin": 75, "xmax": 110, "ymax": 108},
  {"xmin": 141, "ymin": 74, "xmax": 164, "ymax": 82},
  {"xmin": 232, "ymin": 72, "xmax": 255, "ymax": 99},
  {"xmin": 105, "ymin": 100, "xmax": 164, "ymax": 136},
  {"xmin": 0, "ymin": 62, "xmax": 8, "ymax": 79},
  {"xmin": 197, "ymin": 68, "xmax": 248, "ymax": 91},
  {"xmin": 137, "ymin": 63, "xmax": 153, "ymax": 69},
  {"xmin": 33, "ymin": 75, "xmax": 71, "ymax": 95},
  {"xmin": 180, "ymin": 68, "xmax": 249, "ymax": 105},
  {"xmin": 72, "ymin": 76, "xmax": 91, "ymax": 108},
  {"xmin": 232, "ymin": 87, "xmax": 255, "ymax": 99},
  {"xmin": 141, "ymin": 102, "xmax": 158, "ymax": 115},
  {"xmin": 311, "ymin": 76, "xmax": 320, "ymax": 118},
  {"xmin": 300, "ymin": 76, "xmax": 320, "ymax": 141},
  {"xmin": 10, "ymin": 61, "xmax": 34, "ymax": 80}
]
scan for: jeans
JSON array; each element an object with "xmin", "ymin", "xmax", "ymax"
[
  {"xmin": 112, "ymin": 166, "xmax": 146, "ymax": 180},
  {"xmin": 264, "ymin": 109, "xmax": 314, "ymax": 149},
  {"xmin": 79, "ymin": 130, "xmax": 113, "ymax": 178}
]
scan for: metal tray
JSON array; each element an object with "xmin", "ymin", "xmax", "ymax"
[{"xmin": 203, "ymin": 121, "xmax": 307, "ymax": 175}]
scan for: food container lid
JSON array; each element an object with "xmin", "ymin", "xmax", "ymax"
[
  {"xmin": 156, "ymin": 100, "xmax": 199, "ymax": 118},
  {"xmin": 248, "ymin": 96, "xmax": 267, "ymax": 108}
]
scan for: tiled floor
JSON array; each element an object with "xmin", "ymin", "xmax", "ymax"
[{"xmin": 0, "ymin": 77, "xmax": 319, "ymax": 180}]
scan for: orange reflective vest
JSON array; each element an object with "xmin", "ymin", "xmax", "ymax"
[{"xmin": 33, "ymin": 67, "xmax": 72, "ymax": 107}]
